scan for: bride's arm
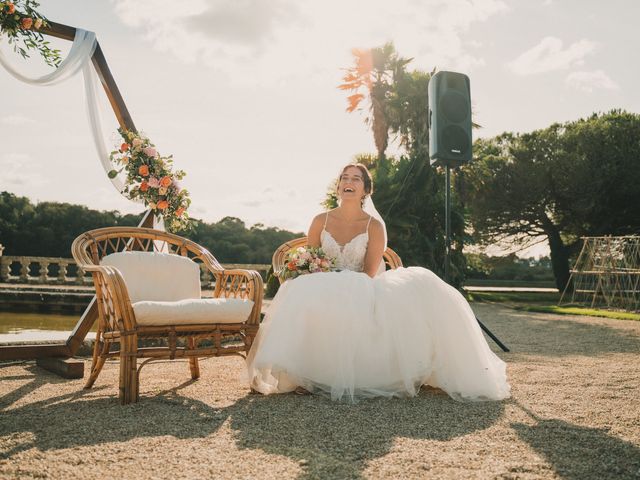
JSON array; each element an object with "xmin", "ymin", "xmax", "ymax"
[
  {"xmin": 363, "ymin": 219, "xmax": 385, "ymax": 278},
  {"xmin": 307, "ymin": 213, "xmax": 325, "ymax": 248}
]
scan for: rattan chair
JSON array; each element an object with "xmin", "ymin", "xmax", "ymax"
[
  {"xmin": 272, "ymin": 236, "xmax": 403, "ymax": 282},
  {"xmin": 71, "ymin": 227, "xmax": 263, "ymax": 404}
]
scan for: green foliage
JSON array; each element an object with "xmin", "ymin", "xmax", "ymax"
[
  {"xmin": 368, "ymin": 155, "xmax": 467, "ymax": 286},
  {"xmin": 516, "ymin": 305, "xmax": 640, "ymax": 322},
  {"xmin": 466, "ymin": 291, "xmax": 560, "ymax": 304},
  {"xmin": 177, "ymin": 217, "xmax": 300, "ymax": 264},
  {"xmin": 464, "ymin": 110, "xmax": 640, "ymax": 290},
  {"xmin": 0, "ymin": 192, "xmax": 301, "ymax": 263},
  {"xmin": 0, "ymin": 0, "xmax": 61, "ymax": 67},
  {"xmin": 465, "ymin": 253, "xmax": 553, "ymax": 282},
  {"xmin": 0, "ymin": 191, "xmax": 142, "ymax": 257},
  {"xmin": 264, "ymin": 266, "xmax": 280, "ymax": 298}
]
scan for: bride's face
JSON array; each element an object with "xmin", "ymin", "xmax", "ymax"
[{"xmin": 338, "ymin": 167, "xmax": 365, "ymax": 202}]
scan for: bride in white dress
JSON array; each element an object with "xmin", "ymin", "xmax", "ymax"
[{"xmin": 246, "ymin": 163, "xmax": 510, "ymax": 402}]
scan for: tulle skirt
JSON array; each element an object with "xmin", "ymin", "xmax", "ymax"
[{"xmin": 246, "ymin": 267, "xmax": 510, "ymax": 402}]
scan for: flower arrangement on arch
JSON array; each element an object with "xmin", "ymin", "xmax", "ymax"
[
  {"xmin": 109, "ymin": 128, "xmax": 192, "ymax": 231},
  {"xmin": 0, "ymin": 0, "xmax": 61, "ymax": 67},
  {"xmin": 277, "ymin": 246, "xmax": 336, "ymax": 282}
]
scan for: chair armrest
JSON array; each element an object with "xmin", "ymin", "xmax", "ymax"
[
  {"xmin": 82, "ymin": 264, "xmax": 137, "ymax": 333},
  {"xmin": 212, "ymin": 268, "xmax": 264, "ymax": 325}
]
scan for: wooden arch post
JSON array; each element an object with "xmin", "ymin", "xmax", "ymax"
[{"xmin": 0, "ymin": 21, "xmax": 154, "ymax": 364}]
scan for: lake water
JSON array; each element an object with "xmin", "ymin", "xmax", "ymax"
[{"xmin": 0, "ymin": 312, "xmax": 96, "ymax": 343}]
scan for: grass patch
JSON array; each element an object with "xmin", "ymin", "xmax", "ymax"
[
  {"xmin": 466, "ymin": 290, "xmax": 639, "ymax": 321},
  {"xmin": 466, "ymin": 290, "xmax": 560, "ymax": 304},
  {"xmin": 516, "ymin": 305, "xmax": 640, "ymax": 321}
]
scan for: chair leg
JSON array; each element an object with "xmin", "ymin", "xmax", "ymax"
[
  {"xmin": 119, "ymin": 333, "xmax": 138, "ymax": 405},
  {"xmin": 84, "ymin": 334, "xmax": 110, "ymax": 389},
  {"xmin": 188, "ymin": 337, "xmax": 200, "ymax": 380}
]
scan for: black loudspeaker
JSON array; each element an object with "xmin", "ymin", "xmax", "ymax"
[{"xmin": 428, "ymin": 71, "xmax": 472, "ymax": 167}]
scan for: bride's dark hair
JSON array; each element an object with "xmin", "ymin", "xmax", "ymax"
[{"xmin": 339, "ymin": 163, "xmax": 374, "ymax": 196}]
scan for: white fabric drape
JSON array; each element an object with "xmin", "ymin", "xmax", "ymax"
[
  {"xmin": 0, "ymin": 29, "xmax": 96, "ymax": 85},
  {"xmin": 0, "ymin": 29, "xmax": 127, "ymax": 194}
]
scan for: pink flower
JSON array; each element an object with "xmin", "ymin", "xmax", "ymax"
[
  {"xmin": 132, "ymin": 138, "xmax": 143, "ymax": 149},
  {"xmin": 143, "ymin": 146, "xmax": 157, "ymax": 157},
  {"xmin": 21, "ymin": 17, "xmax": 33, "ymax": 29},
  {"xmin": 148, "ymin": 177, "xmax": 160, "ymax": 188}
]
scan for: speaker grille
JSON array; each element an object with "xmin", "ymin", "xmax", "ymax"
[
  {"xmin": 439, "ymin": 91, "xmax": 469, "ymax": 123},
  {"xmin": 442, "ymin": 125, "xmax": 470, "ymax": 156}
]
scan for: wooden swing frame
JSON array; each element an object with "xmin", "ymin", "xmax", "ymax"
[{"xmin": 0, "ymin": 21, "xmax": 154, "ymax": 363}]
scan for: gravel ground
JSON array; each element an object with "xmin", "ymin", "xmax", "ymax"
[{"xmin": 1, "ymin": 303, "xmax": 639, "ymax": 480}]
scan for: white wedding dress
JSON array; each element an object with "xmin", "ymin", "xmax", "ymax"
[{"xmin": 246, "ymin": 222, "xmax": 510, "ymax": 402}]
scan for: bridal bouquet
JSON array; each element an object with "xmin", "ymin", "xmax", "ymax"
[{"xmin": 278, "ymin": 246, "xmax": 336, "ymax": 281}]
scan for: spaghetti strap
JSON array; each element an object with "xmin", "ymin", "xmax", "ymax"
[
  {"xmin": 323, "ymin": 212, "xmax": 329, "ymax": 229},
  {"xmin": 366, "ymin": 215, "xmax": 372, "ymax": 233}
]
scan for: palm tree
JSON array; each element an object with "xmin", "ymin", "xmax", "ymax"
[{"xmin": 338, "ymin": 42, "xmax": 412, "ymax": 161}]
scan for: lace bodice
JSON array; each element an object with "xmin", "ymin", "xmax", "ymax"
[{"xmin": 321, "ymin": 229, "xmax": 368, "ymax": 272}]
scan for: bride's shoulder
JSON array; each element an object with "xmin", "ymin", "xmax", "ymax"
[
  {"xmin": 368, "ymin": 217, "xmax": 385, "ymax": 235},
  {"xmin": 308, "ymin": 211, "xmax": 330, "ymax": 235},
  {"xmin": 311, "ymin": 210, "xmax": 330, "ymax": 224}
]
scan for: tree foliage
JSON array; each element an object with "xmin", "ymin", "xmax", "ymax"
[
  {"xmin": 463, "ymin": 110, "xmax": 640, "ymax": 290},
  {"xmin": 0, "ymin": 192, "xmax": 300, "ymax": 264}
]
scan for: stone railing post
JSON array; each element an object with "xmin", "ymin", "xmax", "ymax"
[
  {"xmin": 39, "ymin": 260, "xmax": 50, "ymax": 283},
  {"xmin": 0, "ymin": 258, "xmax": 10, "ymax": 282},
  {"xmin": 19, "ymin": 258, "xmax": 30, "ymax": 283},
  {"xmin": 58, "ymin": 261, "xmax": 68, "ymax": 284},
  {"xmin": 76, "ymin": 265, "xmax": 87, "ymax": 285}
]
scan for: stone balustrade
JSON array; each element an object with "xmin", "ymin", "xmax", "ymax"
[{"xmin": 0, "ymin": 256, "xmax": 271, "ymax": 286}]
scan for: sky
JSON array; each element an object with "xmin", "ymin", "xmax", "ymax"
[{"xmin": 1, "ymin": 0, "xmax": 638, "ymax": 256}]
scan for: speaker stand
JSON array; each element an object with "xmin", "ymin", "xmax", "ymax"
[{"xmin": 443, "ymin": 165, "xmax": 510, "ymax": 352}]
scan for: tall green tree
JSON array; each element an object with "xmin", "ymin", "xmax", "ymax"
[{"xmin": 464, "ymin": 110, "xmax": 640, "ymax": 290}]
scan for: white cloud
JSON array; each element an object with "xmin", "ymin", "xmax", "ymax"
[
  {"xmin": 0, "ymin": 114, "xmax": 35, "ymax": 126},
  {"xmin": 0, "ymin": 153, "xmax": 46, "ymax": 187},
  {"xmin": 111, "ymin": 0, "xmax": 508, "ymax": 83},
  {"xmin": 565, "ymin": 70, "xmax": 619, "ymax": 93},
  {"xmin": 508, "ymin": 37, "xmax": 597, "ymax": 75}
]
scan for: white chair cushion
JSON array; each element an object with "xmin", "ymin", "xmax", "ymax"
[
  {"xmin": 101, "ymin": 251, "xmax": 201, "ymax": 303},
  {"xmin": 132, "ymin": 298, "xmax": 254, "ymax": 326}
]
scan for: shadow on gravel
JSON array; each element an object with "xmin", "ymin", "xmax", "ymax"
[
  {"xmin": 0, "ymin": 364, "xmax": 70, "ymax": 411},
  {"xmin": 511, "ymin": 404, "xmax": 640, "ymax": 480},
  {"xmin": 0, "ymin": 377, "xmax": 228, "ymax": 461},
  {"xmin": 229, "ymin": 390, "xmax": 505, "ymax": 479},
  {"xmin": 0, "ymin": 366, "xmax": 505, "ymax": 480},
  {"xmin": 477, "ymin": 306, "xmax": 640, "ymax": 357}
]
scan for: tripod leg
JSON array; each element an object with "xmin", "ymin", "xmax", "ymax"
[{"xmin": 476, "ymin": 316, "xmax": 510, "ymax": 352}]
